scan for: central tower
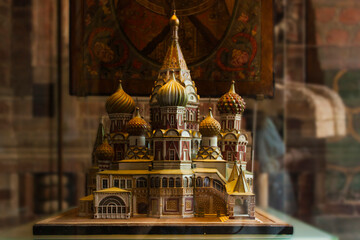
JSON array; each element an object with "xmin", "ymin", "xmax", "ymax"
[
  {"xmin": 149, "ymin": 11, "xmax": 200, "ymax": 132},
  {"xmin": 148, "ymin": 12, "xmax": 197, "ymax": 218}
]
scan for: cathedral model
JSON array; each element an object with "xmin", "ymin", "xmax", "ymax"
[{"xmin": 78, "ymin": 12, "xmax": 255, "ymax": 220}]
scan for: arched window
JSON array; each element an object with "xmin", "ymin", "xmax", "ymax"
[
  {"xmin": 189, "ymin": 177, "xmax": 193, "ymax": 187},
  {"xmin": 204, "ymin": 177, "xmax": 210, "ymax": 187},
  {"xmin": 98, "ymin": 196, "xmax": 127, "ymax": 218},
  {"xmin": 227, "ymin": 152, "xmax": 232, "ymax": 161},
  {"xmin": 116, "ymin": 150, "xmax": 122, "ymax": 161},
  {"xmin": 162, "ymin": 177, "xmax": 168, "ymax": 188},
  {"xmin": 171, "ymin": 115, "xmax": 174, "ymax": 125},
  {"xmin": 136, "ymin": 177, "xmax": 147, "ymax": 188},
  {"xmin": 151, "ymin": 177, "xmax": 155, "ymax": 188},
  {"xmin": 155, "ymin": 177, "xmax": 160, "ymax": 188},
  {"xmin": 183, "ymin": 177, "xmax": 188, "ymax": 187},
  {"xmin": 196, "ymin": 177, "xmax": 203, "ymax": 187},
  {"xmin": 169, "ymin": 149, "xmax": 175, "ymax": 160},
  {"xmin": 176, "ymin": 177, "xmax": 181, "ymax": 187},
  {"xmin": 169, "ymin": 178, "xmax": 174, "ymax": 187},
  {"xmin": 102, "ymin": 179, "xmax": 108, "ymax": 189}
]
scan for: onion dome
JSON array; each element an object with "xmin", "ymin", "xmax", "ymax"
[
  {"xmin": 105, "ymin": 80, "xmax": 136, "ymax": 114},
  {"xmin": 217, "ymin": 81, "xmax": 246, "ymax": 114},
  {"xmin": 95, "ymin": 138, "xmax": 114, "ymax": 169},
  {"xmin": 126, "ymin": 107, "xmax": 149, "ymax": 136},
  {"xmin": 199, "ymin": 108, "xmax": 221, "ymax": 137},
  {"xmin": 157, "ymin": 72, "xmax": 188, "ymax": 107}
]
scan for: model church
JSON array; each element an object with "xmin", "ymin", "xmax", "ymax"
[{"xmin": 78, "ymin": 12, "xmax": 255, "ymax": 220}]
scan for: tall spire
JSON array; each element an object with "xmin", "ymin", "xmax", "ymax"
[
  {"xmin": 160, "ymin": 11, "xmax": 188, "ymax": 71},
  {"xmin": 170, "ymin": 10, "xmax": 180, "ymax": 40},
  {"xmin": 228, "ymin": 163, "xmax": 239, "ymax": 182},
  {"xmin": 229, "ymin": 80, "xmax": 236, "ymax": 93},
  {"xmin": 92, "ymin": 117, "xmax": 105, "ymax": 165},
  {"xmin": 233, "ymin": 169, "xmax": 250, "ymax": 193}
]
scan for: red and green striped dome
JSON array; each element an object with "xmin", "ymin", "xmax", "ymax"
[
  {"xmin": 106, "ymin": 80, "xmax": 135, "ymax": 114},
  {"xmin": 217, "ymin": 81, "xmax": 246, "ymax": 114}
]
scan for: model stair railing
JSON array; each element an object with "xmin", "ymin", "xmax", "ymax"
[
  {"xmin": 219, "ymin": 216, "xmax": 229, "ymax": 222},
  {"xmin": 147, "ymin": 185, "xmax": 224, "ymax": 198},
  {"xmin": 149, "ymin": 187, "xmax": 194, "ymax": 196},
  {"xmin": 195, "ymin": 186, "xmax": 227, "ymax": 200}
]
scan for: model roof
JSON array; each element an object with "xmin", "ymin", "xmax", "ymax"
[{"xmin": 95, "ymin": 187, "xmax": 130, "ymax": 193}]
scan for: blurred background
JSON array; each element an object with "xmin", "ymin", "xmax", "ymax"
[{"xmin": 0, "ymin": 0, "xmax": 359, "ymax": 239}]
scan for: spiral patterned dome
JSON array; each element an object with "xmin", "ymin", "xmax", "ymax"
[
  {"xmin": 157, "ymin": 72, "xmax": 188, "ymax": 107},
  {"xmin": 199, "ymin": 108, "xmax": 221, "ymax": 137},
  {"xmin": 126, "ymin": 107, "xmax": 150, "ymax": 136},
  {"xmin": 217, "ymin": 81, "xmax": 246, "ymax": 114},
  {"xmin": 95, "ymin": 138, "xmax": 114, "ymax": 161},
  {"xmin": 105, "ymin": 80, "xmax": 136, "ymax": 114}
]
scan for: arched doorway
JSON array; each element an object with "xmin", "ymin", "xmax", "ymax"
[{"xmin": 98, "ymin": 196, "xmax": 127, "ymax": 219}]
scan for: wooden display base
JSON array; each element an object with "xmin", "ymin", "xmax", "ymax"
[{"xmin": 33, "ymin": 208, "xmax": 293, "ymax": 235}]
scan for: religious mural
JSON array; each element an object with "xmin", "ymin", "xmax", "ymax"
[{"xmin": 70, "ymin": 0, "xmax": 273, "ymax": 97}]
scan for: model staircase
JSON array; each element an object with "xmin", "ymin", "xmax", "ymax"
[{"xmin": 219, "ymin": 216, "xmax": 229, "ymax": 222}]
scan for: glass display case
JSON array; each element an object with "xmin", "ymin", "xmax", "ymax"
[{"xmin": 0, "ymin": 0, "xmax": 358, "ymax": 239}]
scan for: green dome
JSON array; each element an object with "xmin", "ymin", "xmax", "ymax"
[{"xmin": 157, "ymin": 72, "xmax": 188, "ymax": 107}]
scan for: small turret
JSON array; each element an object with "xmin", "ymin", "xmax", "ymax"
[
  {"xmin": 217, "ymin": 80, "xmax": 246, "ymax": 115},
  {"xmin": 95, "ymin": 138, "xmax": 114, "ymax": 170},
  {"xmin": 199, "ymin": 108, "xmax": 221, "ymax": 137}
]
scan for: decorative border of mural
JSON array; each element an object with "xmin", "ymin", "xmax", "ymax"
[{"xmin": 70, "ymin": 0, "xmax": 273, "ymax": 97}]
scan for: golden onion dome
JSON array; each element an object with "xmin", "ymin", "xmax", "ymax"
[
  {"xmin": 94, "ymin": 138, "xmax": 114, "ymax": 161},
  {"xmin": 105, "ymin": 80, "xmax": 136, "ymax": 114},
  {"xmin": 126, "ymin": 107, "xmax": 150, "ymax": 136},
  {"xmin": 157, "ymin": 72, "xmax": 188, "ymax": 107},
  {"xmin": 170, "ymin": 11, "xmax": 180, "ymax": 27},
  {"xmin": 199, "ymin": 108, "xmax": 221, "ymax": 137},
  {"xmin": 217, "ymin": 81, "xmax": 246, "ymax": 114}
]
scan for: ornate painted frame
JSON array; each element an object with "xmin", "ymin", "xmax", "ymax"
[{"xmin": 70, "ymin": 0, "xmax": 273, "ymax": 97}]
